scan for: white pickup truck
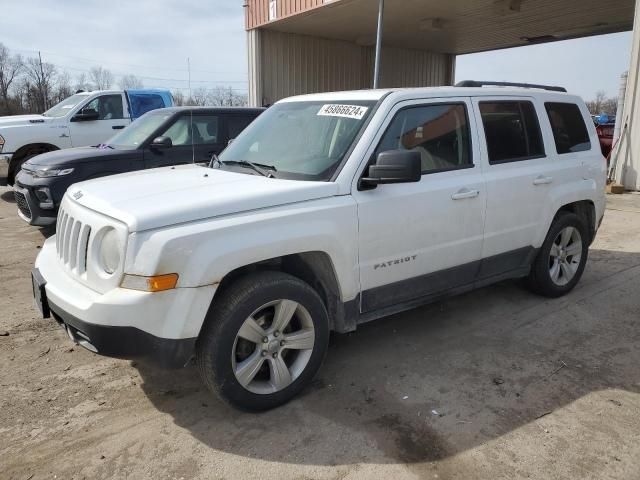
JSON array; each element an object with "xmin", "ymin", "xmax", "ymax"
[
  {"xmin": 33, "ymin": 83, "xmax": 606, "ymax": 411},
  {"xmin": 0, "ymin": 89, "xmax": 173, "ymax": 184}
]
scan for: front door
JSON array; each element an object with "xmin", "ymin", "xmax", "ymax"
[
  {"xmin": 353, "ymin": 98, "xmax": 486, "ymax": 313},
  {"xmin": 144, "ymin": 113, "xmax": 225, "ymax": 168},
  {"xmin": 69, "ymin": 94, "xmax": 129, "ymax": 147}
]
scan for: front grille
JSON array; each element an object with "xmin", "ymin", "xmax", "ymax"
[
  {"xmin": 56, "ymin": 206, "xmax": 91, "ymax": 274},
  {"xmin": 14, "ymin": 190, "xmax": 32, "ymax": 219}
]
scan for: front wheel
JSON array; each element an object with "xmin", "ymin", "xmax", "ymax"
[
  {"xmin": 196, "ymin": 271, "xmax": 329, "ymax": 411},
  {"xmin": 528, "ymin": 212, "xmax": 588, "ymax": 297}
]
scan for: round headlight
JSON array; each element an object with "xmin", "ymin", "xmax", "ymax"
[{"xmin": 99, "ymin": 228, "xmax": 121, "ymax": 274}]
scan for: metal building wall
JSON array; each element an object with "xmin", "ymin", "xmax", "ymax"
[
  {"xmin": 248, "ymin": 29, "xmax": 454, "ymax": 106},
  {"xmin": 615, "ymin": 0, "xmax": 640, "ymax": 190},
  {"xmin": 245, "ymin": 0, "xmax": 325, "ymax": 30}
]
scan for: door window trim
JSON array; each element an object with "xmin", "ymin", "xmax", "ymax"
[
  {"xmin": 478, "ymin": 99, "xmax": 546, "ymax": 165},
  {"xmin": 367, "ymin": 101, "xmax": 475, "ymax": 178}
]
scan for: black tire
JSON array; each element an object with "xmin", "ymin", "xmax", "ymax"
[
  {"xmin": 196, "ymin": 271, "xmax": 329, "ymax": 411},
  {"xmin": 528, "ymin": 212, "xmax": 588, "ymax": 298},
  {"xmin": 8, "ymin": 153, "xmax": 37, "ymax": 185}
]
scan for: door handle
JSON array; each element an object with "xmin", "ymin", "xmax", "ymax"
[
  {"xmin": 451, "ymin": 188, "xmax": 480, "ymax": 200},
  {"xmin": 112, "ymin": 125, "xmax": 125, "ymax": 130},
  {"xmin": 533, "ymin": 175, "xmax": 553, "ymax": 185}
]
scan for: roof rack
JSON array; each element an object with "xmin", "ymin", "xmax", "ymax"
[{"xmin": 455, "ymin": 80, "xmax": 567, "ymax": 93}]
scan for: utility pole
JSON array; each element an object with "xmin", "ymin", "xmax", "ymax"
[
  {"xmin": 38, "ymin": 51, "xmax": 48, "ymax": 110},
  {"xmin": 373, "ymin": 0, "xmax": 385, "ymax": 89},
  {"xmin": 187, "ymin": 57, "xmax": 192, "ymax": 104}
]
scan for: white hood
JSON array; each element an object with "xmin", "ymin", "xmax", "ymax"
[
  {"xmin": 69, "ymin": 164, "xmax": 339, "ymax": 232},
  {"xmin": 0, "ymin": 114, "xmax": 48, "ymax": 127}
]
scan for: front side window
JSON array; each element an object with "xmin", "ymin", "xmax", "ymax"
[
  {"xmin": 218, "ymin": 101, "xmax": 376, "ymax": 181},
  {"xmin": 43, "ymin": 94, "xmax": 87, "ymax": 118},
  {"xmin": 106, "ymin": 111, "xmax": 173, "ymax": 149},
  {"xmin": 161, "ymin": 116, "xmax": 192, "ymax": 146},
  {"xmin": 545, "ymin": 102, "xmax": 591, "ymax": 154},
  {"xmin": 83, "ymin": 94, "xmax": 124, "ymax": 120},
  {"xmin": 375, "ymin": 103, "xmax": 472, "ymax": 174},
  {"xmin": 479, "ymin": 101, "xmax": 544, "ymax": 164}
]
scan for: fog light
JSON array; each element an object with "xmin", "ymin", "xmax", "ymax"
[{"xmin": 34, "ymin": 187, "xmax": 54, "ymax": 209}]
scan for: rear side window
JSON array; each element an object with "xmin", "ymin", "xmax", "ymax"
[
  {"xmin": 375, "ymin": 103, "xmax": 472, "ymax": 174},
  {"xmin": 228, "ymin": 115, "xmax": 256, "ymax": 139},
  {"xmin": 545, "ymin": 102, "xmax": 591, "ymax": 154},
  {"xmin": 479, "ymin": 101, "xmax": 544, "ymax": 164}
]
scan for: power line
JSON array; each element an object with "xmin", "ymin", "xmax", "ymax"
[{"xmin": 10, "ymin": 46, "xmax": 247, "ymax": 76}]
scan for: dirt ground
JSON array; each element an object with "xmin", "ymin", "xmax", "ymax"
[{"xmin": 1, "ymin": 165, "xmax": 640, "ymax": 480}]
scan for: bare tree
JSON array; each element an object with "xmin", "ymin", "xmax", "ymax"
[
  {"xmin": 586, "ymin": 90, "xmax": 607, "ymax": 114},
  {"xmin": 586, "ymin": 91, "xmax": 619, "ymax": 117},
  {"xmin": 171, "ymin": 90, "xmax": 185, "ymax": 106},
  {"xmin": 119, "ymin": 74, "xmax": 143, "ymax": 89},
  {"xmin": 24, "ymin": 57, "xmax": 56, "ymax": 112},
  {"xmin": 74, "ymin": 72, "xmax": 92, "ymax": 92},
  {"xmin": 89, "ymin": 66, "xmax": 114, "ymax": 90},
  {"xmin": 191, "ymin": 87, "xmax": 208, "ymax": 106},
  {"xmin": 207, "ymin": 86, "xmax": 247, "ymax": 107},
  {"xmin": 53, "ymin": 71, "xmax": 73, "ymax": 103},
  {"xmin": 0, "ymin": 43, "xmax": 24, "ymax": 114}
]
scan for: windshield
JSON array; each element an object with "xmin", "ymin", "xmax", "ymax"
[
  {"xmin": 43, "ymin": 94, "xmax": 89, "ymax": 118},
  {"xmin": 105, "ymin": 110, "xmax": 173, "ymax": 149},
  {"xmin": 218, "ymin": 100, "xmax": 376, "ymax": 181}
]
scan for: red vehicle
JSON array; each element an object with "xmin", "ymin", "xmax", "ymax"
[{"xmin": 593, "ymin": 116, "xmax": 615, "ymax": 157}]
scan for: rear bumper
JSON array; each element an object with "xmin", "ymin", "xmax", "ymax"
[{"xmin": 49, "ymin": 298, "xmax": 196, "ymax": 368}]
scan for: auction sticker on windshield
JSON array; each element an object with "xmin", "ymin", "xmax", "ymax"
[{"xmin": 318, "ymin": 104, "xmax": 368, "ymax": 120}]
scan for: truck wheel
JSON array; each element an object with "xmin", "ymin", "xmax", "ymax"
[
  {"xmin": 528, "ymin": 212, "xmax": 588, "ymax": 298},
  {"xmin": 9, "ymin": 151, "xmax": 40, "ymax": 184},
  {"xmin": 196, "ymin": 271, "xmax": 329, "ymax": 411}
]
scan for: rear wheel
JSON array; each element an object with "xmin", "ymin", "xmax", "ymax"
[
  {"xmin": 528, "ymin": 212, "xmax": 588, "ymax": 297},
  {"xmin": 196, "ymin": 271, "xmax": 329, "ymax": 411}
]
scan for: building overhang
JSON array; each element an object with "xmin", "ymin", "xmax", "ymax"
[{"xmin": 256, "ymin": 0, "xmax": 635, "ymax": 55}]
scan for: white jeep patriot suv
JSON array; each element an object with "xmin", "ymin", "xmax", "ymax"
[{"xmin": 32, "ymin": 82, "xmax": 606, "ymax": 410}]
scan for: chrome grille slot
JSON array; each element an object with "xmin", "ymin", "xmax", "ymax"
[
  {"xmin": 54, "ymin": 195, "xmax": 127, "ymax": 293},
  {"xmin": 63, "ymin": 216, "xmax": 74, "ymax": 264},
  {"xmin": 78, "ymin": 225, "xmax": 91, "ymax": 274},
  {"xmin": 68, "ymin": 221, "xmax": 82, "ymax": 270},
  {"xmin": 58, "ymin": 213, "xmax": 68, "ymax": 259}
]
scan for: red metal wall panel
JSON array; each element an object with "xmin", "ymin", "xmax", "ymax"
[{"xmin": 245, "ymin": 0, "xmax": 325, "ymax": 30}]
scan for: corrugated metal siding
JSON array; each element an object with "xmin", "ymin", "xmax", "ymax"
[
  {"xmin": 615, "ymin": 0, "xmax": 640, "ymax": 190},
  {"xmin": 249, "ymin": 29, "xmax": 453, "ymax": 106},
  {"xmin": 245, "ymin": 0, "xmax": 326, "ymax": 30},
  {"xmin": 362, "ymin": 46, "xmax": 453, "ymax": 88}
]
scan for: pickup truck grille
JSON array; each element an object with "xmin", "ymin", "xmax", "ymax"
[
  {"xmin": 56, "ymin": 206, "xmax": 91, "ymax": 274},
  {"xmin": 14, "ymin": 190, "xmax": 32, "ymax": 219}
]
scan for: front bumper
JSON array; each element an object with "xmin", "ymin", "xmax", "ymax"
[
  {"xmin": 48, "ymin": 297, "xmax": 197, "ymax": 368},
  {"xmin": 14, "ymin": 184, "xmax": 57, "ymax": 226},
  {"xmin": 34, "ymin": 237, "xmax": 216, "ymax": 368}
]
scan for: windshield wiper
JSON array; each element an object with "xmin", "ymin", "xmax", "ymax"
[{"xmin": 216, "ymin": 159, "xmax": 277, "ymax": 178}]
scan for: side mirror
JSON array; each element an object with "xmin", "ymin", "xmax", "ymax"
[
  {"xmin": 360, "ymin": 150, "xmax": 422, "ymax": 188},
  {"xmin": 151, "ymin": 136, "xmax": 172, "ymax": 149},
  {"xmin": 71, "ymin": 108, "xmax": 99, "ymax": 122}
]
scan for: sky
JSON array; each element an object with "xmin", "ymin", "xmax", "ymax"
[{"xmin": 0, "ymin": 1, "xmax": 634, "ymax": 101}]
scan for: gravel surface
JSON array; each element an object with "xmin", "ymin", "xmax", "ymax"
[{"xmin": 2, "ymin": 169, "xmax": 640, "ymax": 480}]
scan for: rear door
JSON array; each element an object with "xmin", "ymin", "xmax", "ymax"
[
  {"xmin": 69, "ymin": 94, "xmax": 130, "ymax": 147},
  {"xmin": 190, "ymin": 113, "xmax": 226, "ymax": 164},
  {"xmin": 473, "ymin": 96, "xmax": 580, "ymax": 276},
  {"xmin": 353, "ymin": 97, "xmax": 486, "ymax": 313}
]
